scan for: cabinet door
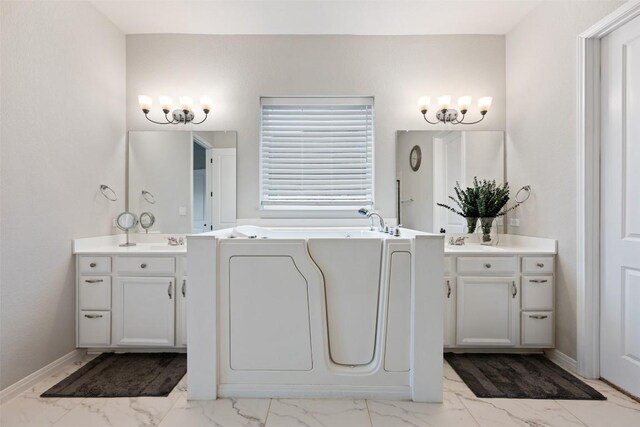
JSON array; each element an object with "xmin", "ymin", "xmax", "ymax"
[
  {"xmin": 114, "ymin": 277, "xmax": 175, "ymax": 347},
  {"xmin": 177, "ymin": 278, "xmax": 187, "ymax": 347},
  {"xmin": 456, "ymin": 276, "xmax": 519, "ymax": 346},
  {"xmin": 444, "ymin": 277, "xmax": 456, "ymax": 347}
]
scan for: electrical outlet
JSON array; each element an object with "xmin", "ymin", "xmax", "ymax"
[{"xmin": 510, "ymin": 218, "xmax": 520, "ymax": 227}]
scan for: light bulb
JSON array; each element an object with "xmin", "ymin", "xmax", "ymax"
[
  {"xmin": 200, "ymin": 96, "xmax": 212, "ymax": 113},
  {"xmin": 159, "ymin": 96, "xmax": 173, "ymax": 113},
  {"xmin": 437, "ymin": 95, "xmax": 451, "ymax": 111},
  {"xmin": 457, "ymin": 96, "xmax": 472, "ymax": 113},
  {"xmin": 179, "ymin": 96, "xmax": 193, "ymax": 112},
  {"xmin": 138, "ymin": 95, "xmax": 152, "ymax": 112},
  {"xmin": 417, "ymin": 96, "xmax": 431, "ymax": 112},
  {"xmin": 478, "ymin": 96, "xmax": 493, "ymax": 113}
]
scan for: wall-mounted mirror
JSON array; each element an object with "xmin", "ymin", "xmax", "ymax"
[
  {"xmin": 395, "ymin": 131, "xmax": 505, "ymax": 233},
  {"xmin": 128, "ymin": 130, "xmax": 237, "ymax": 234}
]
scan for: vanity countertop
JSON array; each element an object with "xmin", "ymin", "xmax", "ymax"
[
  {"xmin": 73, "ymin": 234, "xmax": 187, "ymax": 255},
  {"xmin": 444, "ymin": 234, "xmax": 557, "ymax": 255}
]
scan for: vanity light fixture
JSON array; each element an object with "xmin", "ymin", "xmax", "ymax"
[
  {"xmin": 138, "ymin": 95, "xmax": 211, "ymax": 125},
  {"xmin": 417, "ymin": 95, "xmax": 492, "ymax": 125}
]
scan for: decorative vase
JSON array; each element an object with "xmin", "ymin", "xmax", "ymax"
[
  {"xmin": 478, "ymin": 217, "xmax": 499, "ymax": 246},
  {"xmin": 465, "ymin": 217, "xmax": 478, "ymax": 234}
]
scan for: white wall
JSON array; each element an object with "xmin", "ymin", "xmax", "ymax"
[
  {"xmin": 126, "ymin": 34, "xmax": 506, "ymax": 221},
  {"xmin": 0, "ymin": 1, "xmax": 125, "ymax": 389},
  {"xmin": 506, "ymin": 0, "xmax": 623, "ymax": 360}
]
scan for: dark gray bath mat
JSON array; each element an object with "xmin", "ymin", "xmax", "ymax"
[
  {"xmin": 445, "ymin": 353, "xmax": 606, "ymax": 400},
  {"xmin": 41, "ymin": 353, "xmax": 186, "ymax": 398}
]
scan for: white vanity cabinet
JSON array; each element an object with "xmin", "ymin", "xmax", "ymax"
[
  {"xmin": 443, "ymin": 237, "xmax": 557, "ymax": 350},
  {"xmin": 75, "ymin": 251, "xmax": 187, "ymax": 350}
]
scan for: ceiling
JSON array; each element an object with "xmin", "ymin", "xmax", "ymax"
[{"xmin": 90, "ymin": 0, "xmax": 542, "ymax": 36}]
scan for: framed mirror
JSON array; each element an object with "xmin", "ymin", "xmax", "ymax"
[
  {"xmin": 395, "ymin": 130, "xmax": 505, "ymax": 233},
  {"xmin": 127, "ymin": 130, "xmax": 237, "ymax": 234}
]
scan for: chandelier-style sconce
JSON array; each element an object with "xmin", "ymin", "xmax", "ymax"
[
  {"xmin": 138, "ymin": 95, "xmax": 212, "ymax": 125},
  {"xmin": 418, "ymin": 95, "xmax": 492, "ymax": 125}
]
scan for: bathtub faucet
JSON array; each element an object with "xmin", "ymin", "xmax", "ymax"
[{"xmin": 358, "ymin": 208, "xmax": 386, "ymax": 232}]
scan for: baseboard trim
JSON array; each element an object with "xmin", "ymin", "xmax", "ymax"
[
  {"xmin": 544, "ymin": 349, "xmax": 577, "ymax": 374},
  {"xmin": 0, "ymin": 349, "xmax": 86, "ymax": 404},
  {"xmin": 217, "ymin": 384, "xmax": 412, "ymax": 401}
]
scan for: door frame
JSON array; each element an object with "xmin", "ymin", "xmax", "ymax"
[{"xmin": 577, "ymin": 0, "xmax": 640, "ymax": 379}]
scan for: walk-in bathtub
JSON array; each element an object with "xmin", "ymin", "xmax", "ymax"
[{"xmin": 187, "ymin": 226, "xmax": 444, "ymax": 402}]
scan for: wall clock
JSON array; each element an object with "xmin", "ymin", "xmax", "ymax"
[{"xmin": 410, "ymin": 145, "xmax": 422, "ymax": 171}]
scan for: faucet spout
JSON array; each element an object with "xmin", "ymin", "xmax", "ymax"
[{"xmin": 357, "ymin": 208, "xmax": 385, "ymax": 232}]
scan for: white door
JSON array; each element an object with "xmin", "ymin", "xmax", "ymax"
[
  {"xmin": 192, "ymin": 169, "xmax": 206, "ymax": 233},
  {"xmin": 114, "ymin": 277, "xmax": 175, "ymax": 347},
  {"xmin": 211, "ymin": 148, "xmax": 236, "ymax": 230},
  {"xmin": 456, "ymin": 276, "xmax": 519, "ymax": 346},
  {"xmin": 600, "ymin": 14, "xmax": 640, "ymax": 397},
  {"xmin": 434, "ymin": 132, "xmax": 465, "ymax": 233}
]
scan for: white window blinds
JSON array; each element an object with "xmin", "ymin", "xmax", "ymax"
[{"xmin": 260, "ymin": 97, "xmax": 374, "ymax": 210}]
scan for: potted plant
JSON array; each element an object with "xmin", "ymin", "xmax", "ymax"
[{"xmin": 437, "ymin": 177, "xmax": 519, "ymax": 244}]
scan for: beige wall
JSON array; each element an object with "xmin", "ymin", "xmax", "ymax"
[
  {"xmin": 126, "ymin": 34, "xmax": 507, "ymax": 221},
  {"xmin": 506, "ymin": 0, "xmax": 623, "ymax": 360},
  {"xmin": 0, "ymin": 1, "xmax": 126, "ymax": 389}
]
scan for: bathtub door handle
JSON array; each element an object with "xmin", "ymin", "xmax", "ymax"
[
  {"xmin": 512, "ymin": 281, "xmax": 517, "ymax": 298},
  {"xmin": 446, "ymin": 280, "xmax": 451, "ymax": 298}
]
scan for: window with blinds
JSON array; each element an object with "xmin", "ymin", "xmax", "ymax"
[{"xmin": 260, "ymin": 97, "xmax": 374, "ymax": 210}]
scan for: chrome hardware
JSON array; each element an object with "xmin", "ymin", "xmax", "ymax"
[
  {"xmin": 393, "ymin": 227, "xmax": 401, "ymax": 237},
  {"xmin": 358, "ymin": 208, "xmax": 386, "ymax": 232},
  {"xmin": 85, "ymin": 279, "xmax": 104, "ymax": 284},
  {"xmin": 529, "ymin": 314, "xmax": 548, "ymax": 319},
  {"xmin": 181, "ymin": 280, "xmax": 186, "ymax": 298},
  {"xmin": 529, "ymin": 279, "xmax": 548, "ymax": 283},
  {"xmin": 99, "ymin": 184, "xmax": 118, "ymax": 202},
  {"xmin": 90, "ymin": 262, "xmax": 97, "ymax": 268},
  {"xmin": 167, "ymin": 236, "xmax": 185, "ymax": 246},
  {"xmin": 448, "ymin": 236, "xmax": 467, "ymax": 246},
  {"xmin": 84, "ymin": 314, "xmax": 103, "ymax": 319},
  {"xmin": 536, "ymin": 263, "xmax": 545, "ymax": 268},
  {"xmin": 512, "ymin": 281, "xmax": 517, "ymax": 298},
  {"xmin": 446, "ymin": 280, "xmax": 451, "ymax": 299},
  {"xmin": 484, "ymin": 263, "xmax": 492, "ymax": 269},
  {"xmin": 140, "ymin": 263, "xmax": 147, "ymax": 269},
  {"xmin": 168, "ymin": 283, "xmax": 173, "ymax": 299}
]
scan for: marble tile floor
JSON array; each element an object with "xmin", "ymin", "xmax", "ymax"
[{"xmin": 1, "ymin": 353, "xmax": 639, "ymax": 427}]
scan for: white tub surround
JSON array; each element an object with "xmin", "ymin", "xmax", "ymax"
[
  {"xmin": 73, "ymin": 234, "xmax": 188, "ymax": 350},
  {"xmin": 187, "ymin": 226, "xmax": 444, "ymax": 402},
  {"xmin": 443, "ymin": 234, "xmax": 557, "ymax": 350}
]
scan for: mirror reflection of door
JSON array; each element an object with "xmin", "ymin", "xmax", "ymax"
[{"xmin": 192, "ymin": 141, "xmax": 208, "ymax": 233}]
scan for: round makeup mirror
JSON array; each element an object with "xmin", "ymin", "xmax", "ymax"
[
  {"xmin": 116, "ymin": 211, "xmax": 138, "ymax": 246},
  {"xmin": 139, "ymin": 212, "xmax": 155, "ymax": 233}
]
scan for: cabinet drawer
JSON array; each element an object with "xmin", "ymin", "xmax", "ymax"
[
  {"xmin": 522, "ymin": 257, "xmax": 554, "ymax": 274},
  {"xmin": 521, "ymin": 311, "xmax": 554, "ymax": 347},
  {"xmin": 79, "ymin": 311, "xmax": 111, "ymax": 346},
  {"xmin": 457, "ymin": 257, "xmax": 517, "ymax": 274},
  {"xmin": 116, "ymin": 257, "xmax": 175, "ymax": 275},
  {"xmin": 522, "ymin": 276, "xmax": 553, "ymax": 310},
  {"xmin": 79, "ymin": 276, "xmax": 111, "ymax": 310},
  {"xmin": 444, "ymin": 257, "xmax": 452, "ymax": 274},
  {"xmin": 79, "ymin": 257, "xmax": 111, "ymax": 274}
]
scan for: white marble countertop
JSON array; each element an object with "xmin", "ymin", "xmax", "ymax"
[
  {"xmin": 444, "ymin": 234, "xmax": 557, "ymax": 255},
  {"xmin": 73, "ymin": 234, "xmax": 187, "ymax": 255}
]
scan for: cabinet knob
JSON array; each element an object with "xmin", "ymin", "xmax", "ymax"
[
  {"xmin": 529, "ymin": 279, "xmax": 548, "ymax": 283},
  {"xmin": 85, "ymin": 279, "xmax": 104, "ymax": 284},
  {"xmin": 484, "ymin": 263, "xmax": 492, "ymax": 269},
  {"xmin": 182, "ymin": 280, "xmax": 186, "ymax": 298},
  {"xmin": 512, "ymin": 281, "xmax": 518, "ymax": 298},
  {"xmin": 446, "ymin": 280, "xmax": 451, "ymax": 299},
  {"xmin": 140, "ymin": 263, "xmax": 147, "ymax": 269},
  {"xmin": 90, "ymin": 262, "xmax": 97, "ymax": 268},
  {"xmin": 529, "ymin": 314, "xmax": 548, "ymax": 320},
  {"xmin": 168, "ymin": 282, "xmax": 173, "ymax": 299},
  {"xmin": 536, "ymin": 263, "xmax": 545, "ymax": 268}
]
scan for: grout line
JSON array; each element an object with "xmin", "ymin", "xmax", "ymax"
[
  {"xmin": 262, "ymin": 398, "xmax": 273, "ymax": 427},
  {"xmin": 364, "ymin": 399, "xmax": 374, "ymax": 427}
]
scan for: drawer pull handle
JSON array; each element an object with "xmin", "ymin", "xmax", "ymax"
[
  {"xmin": 484, "ymin": 263, "xmax": 492, "ymax": 269},
  {"xmin": 512, "ymin": 281, "xmax": 518, "ymax": 298},
  {"xmin": 168, "ymin": 283, "xmax": 173, "ymax": 299},
  {"xmin": 529, "ymin": 314, "xmax": 548, "ymax": 320},
  {"xmin": 536, "ymin": 263, "xmax": 545, "ymax": 268},
  {"xmin": 529, "ymin": 279, "xmax": 548, "ymax": 283},
  {"xmin": 446, "ymin": 280, "xmax": 451, "ymax": 299},
  {"xmin": 90, "ymin": 262, "xmax": 97, "ymax": 268},
  {"xmin": 84, "ymin": 314, "xmax": 103, "ymax": 319},
  {"xmin": 85, "ymin": 279, "xmax": 104, "ymax": 284},
  {"xmin": 140, "ymin": 263, "xmax": 147, "ymax": 269},
  {"xmin": 182, "ymin": 280, "xmax": 186, "ymax": 298}
]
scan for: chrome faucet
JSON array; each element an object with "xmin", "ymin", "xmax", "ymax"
[
  {"xmin": 358, "ymin": 208, "xmax": 386, "ymax": 232},
  {"xmin": 448, "ymin": 236, "xmax": 467, "ymax": 246}
]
